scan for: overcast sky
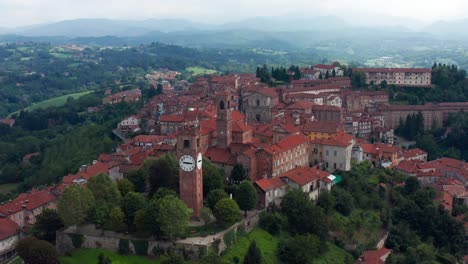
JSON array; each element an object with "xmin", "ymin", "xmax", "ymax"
[{"xmin": 1, "ymin": 0, "xmax": 467, "ymax": 28}]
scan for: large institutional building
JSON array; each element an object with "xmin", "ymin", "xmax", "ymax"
[{"xmin": 355, "ymin": 68, "xmax": 432, "ymax": 87}]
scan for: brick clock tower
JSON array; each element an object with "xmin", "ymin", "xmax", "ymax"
[
  {"xmin": 177, "ymin": 121, "xmax": 203, "ymax": 219},
  {"xmin": 216, "ymin": 92, "xmax": 233, "ymax": 149}
]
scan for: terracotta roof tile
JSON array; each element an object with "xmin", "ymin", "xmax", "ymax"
[
  {"xmin": 0, "ymin": 218, "xmax": 20, "ymax": 240},
  {"xmin": 0, "ymin": 190, "xmax": 58, "ymax": 216}
]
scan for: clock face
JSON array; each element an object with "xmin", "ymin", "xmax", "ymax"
[
  {"xmin": 179, "ymin": 155, "xmax": 195, "ymax": 172},
  {"xmin": 197, "ymin": 153, "xmax": 203, "ymax": 170}
]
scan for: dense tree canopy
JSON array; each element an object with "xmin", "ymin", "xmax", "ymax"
[{"xmin": 58, "ymin": 185, "xmax": 95, "ymax": 226}]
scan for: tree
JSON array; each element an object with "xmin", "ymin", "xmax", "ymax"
[
  {"xmin": 317, "ymin": 190, "xmax": 336, "ymax": 216},
  {"xmin": 94, "ymin": 202, "xmax": 113, "ymax": 227},
  {"xmin": 16, "ymin": 237, "xmax": 59, "ymax": 264},
  {"xmin": 201, "ymin": 207, "xmax": 214, "ymax": 225},
  {"xmin": 381, "ymin": 80, "xmax": 388, "ymax": 89},
  {"xmin": 31, "ymin": 209, "xmax": 64, "ymax": 243},
  {"xmin": 108, "ymin": 207, "xmax": 125, "ymax": 231},
  {"xmin": 278, "ymin": 235, "xmax": 321, "ymax": 264},
  {"xmin": 58, "ymin": 185, "xmax": 95, "ymax": 226},
  {"xmin": 134, "ymin": 209, "xmax": 146, "ymax": 232},
  {"xmin": 235, "ymin": 181, "xmax": 258, "ymax": 216},
  {"xmin": 126, "ymin": 170, "xmax": 146, "ymax": 193},
  {"xmin": 332, "ymin": 187, "xmax": 355, "ymax": 216},
  {"xmin": 243, "ymin": 241, "xmax": 263, "ymax": 264},
  {"xmin": 281, "ymin": 190, "xmax": 327, "ymax": 239},
  {"xmin": 87, "ymin": 173, "xmax": 121, "ymax": 206},
  {"xmin": 117, "ymin": 178, "xmax": 135, "ymax": 197},
  {"xmin": 230, "ymin": 164, "xmax": 247, "ymax": 184},
  {"xmin": 207, "ymin": 189, "xmax": 229, "ymax": 210},
  {"xmin": 121, "ymin": 192, "xmax": 147, "ymax": 227},
  {"xmin": 143, "ymin": 155, "xmax": 179, "ymax": 195},
  {"xmin": 213, "ymin": 198, "xmax": 240, "ymax": 227},
  {"xmin": 203, "ymin": 158, "xmax": 225, "ymax": 195},
  {"xmin": 154, "ymin": 187, "xmax": 178, "ymax": 199},
  {"xmin": 259, "ymin": 212, "xmax": 286, "ymax": 235},
  {"xmin": 156, "ymin": 83, "xmax": 163, "ymax": 94},
  {"xmin": 351, "ymin": 70, "xmax": 366, "ymax": 87},
  {"xmin": 154, "ymin": 195, "xmax": 192, "ymax": 239},
  {"xmin": 98, "ymin": 253, "xmax": 112, "ymax": 264}
]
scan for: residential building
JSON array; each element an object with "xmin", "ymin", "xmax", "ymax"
[
  {"xmin": 0, "ymin": 189, "xmax": 59, "ymax": 228},
  {"xmin": 355, "ymin": 68, "xmax": 431, "ymax": 87},
  {"xmin": 102, "ymin": 89, "xmax": 142, "ymax": 105},
  {"xmin": 313, "ymin": 63, "xmax": 344, "ymax": 77},
  {"xmin": 255, "ymin": 166, "xmax": 335, "ymax": 209},
  {"xmin": 303, "ymin": 121, "xmax": 341, "ymax": 140},
  {"xmin": 0, "ymin": 218, "xmax": 21, "ymax": 262},
  {"xmin": 310, "ymin": 132, "xmax": 355, "ymax": 172},
  {"xmin": 256, "ymin": 134, "xmax": 310, "ymax": 178}
]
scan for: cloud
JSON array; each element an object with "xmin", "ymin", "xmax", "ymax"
[{"xmin": 0, "ymin": 0, "xmax": 467, "ymax": 28}]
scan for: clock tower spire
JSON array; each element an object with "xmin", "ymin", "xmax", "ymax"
[{"xmin": 177, "ymin": 120, "xmax": 203, "ymax": 218}]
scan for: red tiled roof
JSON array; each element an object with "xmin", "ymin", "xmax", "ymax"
[
  {"xmin": 255, "ymin": 177, "xmax": 286, "ymax": 192},
  {"xmin": 201, "ymin": 119, "xmax": 217, "ymax": 134},
  {"xmin": 232, "ymin": 122, "xmax": 252, "ymax": 133},
  {"xmin": 232, "ymin": 111, "xmax": 245, "ymax": 123},
  {"xmin": 303, "ymin": 121, "xmax": 340, "ymax": 134},
  {"xmin": 205, "ymin": 147, "xmax": 237, "ymax": 165},
  {"xmin": 314, "ymin": 64, "xmax": 335, "ymax": 70},
  {"xmin": 76, "ymin": 161, "xmax": 109, "ymax": 180},
  {"xmin": 0, "ymin": 118, "xmax": 15, "ymax": 126},
  {"xmin": 23, "ymin": 152, "xmax": 40, "ymax": 161},
  {"xmin": 0, "ymin": 190, "xmax": 58, "ymax": 216},
  {"xmin": 396, "ymin": 160, "xmax": 422, "ymax": 174},
  {"xmin": 248, "ymin": 88, "xmax": 278, "ymax": 98},
  {"xmin": 160, "ymin": 115, "xmax": 184, "ymax": 122},
  {"xmin": 133, "ymin": 135, "xmax": 166, "ymax": 144},
  {"xmin": 280, "ymin": 166, "xmax": 321, "ymax": 186},
  {"xmin": 287, "ymin": 100, "xmax": 315, "ymax": 110},
  {"xmin": 355, "ymin": 248, "xmax": 391, "ymax": 264},
  {"xmin": 0, "ymin": 218, "xmax": 20, "ymax": 240},
  {"xmin": 264, "ymin": 134, "xmax": 308, "ymax": 155}
]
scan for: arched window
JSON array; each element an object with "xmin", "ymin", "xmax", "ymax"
[
  {"xmin": 219, "ymin": 100, "xmax": 225, "ymax": 110},
  {"xmin": 256, "ymin": 99, "xmax": 260, "ymax": 106}
]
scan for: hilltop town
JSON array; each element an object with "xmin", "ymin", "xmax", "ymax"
[{"xmin": 1, "ymin": 60, "xmax": 468, "ymax": 264}]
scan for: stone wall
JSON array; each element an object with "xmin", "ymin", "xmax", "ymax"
[{"xmin": 56, "ymin": 216, "xmax": 259, "ymax": 260}]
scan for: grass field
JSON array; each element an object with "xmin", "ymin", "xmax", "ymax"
[
  {"xmin": 60, "ymin": 248, "xmax": 161, "ymax": 264},
  {"xmin": 315, "ymin": 242, "xmax": 354, "ymax": 264},
  {"xmin": 9, "ymin": 91, "xmax": 92, "ymax": 116},
  {"xmin": 186, "ymin": 66, "xmax": 218, "ymax": 75},
  {"xmin": 0, "ymin": 183, "xmax": 19, "ymax": 194},
  {"xmin": 222, "ymin": 228, "xmax": 281, "ymax": 264},
  {"xmin": 50, "ymin": 52, "xmax": 73, "ymax": 59}
]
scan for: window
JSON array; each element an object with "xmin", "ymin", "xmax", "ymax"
[
  {"xmin": 334, "ymin": 163, "xmax": 337, "ymax": 169},
  {"xmin": 219, "ymin": 100, "xmax": 225, "ymax": 110},
  {"xmin": 256, "ymin": 114, "xmax": 261, "ymax": 122},
  {"xmin": 183, "ymin": 140, "xmax": 190, "ymax": 149},
  {"xmin": 334, "ymin": 150, "xmax": 337, "ymax": 156},
  {"xmin": 256, "ymin": 99, "xmax": 260, "ymax": 106},
  {"xmin": 326, "ymin": 150, "xmax": 329, "ymax": 156}
]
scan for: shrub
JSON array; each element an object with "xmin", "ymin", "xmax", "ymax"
[
  {"xmin": 119, "ymin": 239, "xmax": 130, "ymax": 255},
  {"xmin": 68, "ymin": 234, "xmax": 84, "ymax": 248},
  {"xmin": 259, "ymin": 211, "xmax": 286, "ymax": 235},
  {"xmin": 132, "ymin": 240, "xmax": 149, "ymax": 255}
]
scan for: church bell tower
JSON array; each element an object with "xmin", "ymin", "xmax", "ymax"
[{"xmin": 216, "ymin": 92, "xmax": 233, "ymax": 149}]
